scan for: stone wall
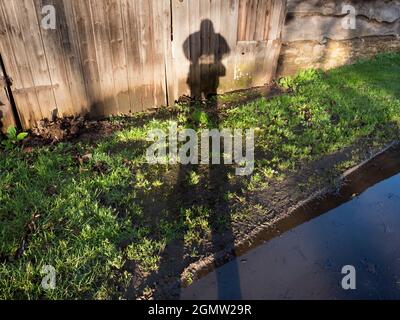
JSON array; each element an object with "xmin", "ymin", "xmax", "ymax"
[{"xmin": 277, "ymin": 0, "xmax": 400, "ymax": 77}]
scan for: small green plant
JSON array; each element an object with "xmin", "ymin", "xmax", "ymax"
[
  {"xmin": 1, "ymin": 126, "xmax": 28, "ymax": 150},
  {"xmin": 187, "ymin": 171, "xmax": 200, "ymax": 186},
  {"xmin": 278, "ymin": 69, "xmax": 323, "ymax": 92},
  {"xmin": 278, "ymin": 76, "xmax": 296, "ymax": 91},
  {"xmin": 191, "ymin": 109, "xmax": 209, "ymax": 126}
]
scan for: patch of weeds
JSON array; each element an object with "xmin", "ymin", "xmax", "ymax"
[
  {"xmin": 191, "ymin": 109, "xmax": 210, "ymax": 127},
  {"xmin": 125, "ymin": 237, "xmax": 166, "ymax": 273},
  {"xmin": 175, "ymin": 103, "xmax": 190, "ymax": 126},
  {"xmin": 134, "ymin": 171, "xmax": 152, "ymax": 192},
  {"xmin": 187, "ymin": 171, "xmax": 200, "ymax": 186},
  {"xmin": 278, "ymin": 69, "xmax": 324, "ymax": 92},
  {"xmin": 1, "ymin": 127, "xmax": 28, "ymax": 150},
  {"xmin": 183, "ymin": 271, "xmax": 195, "ymax": 286},
  {"xmin": 247, "ymin": 172, "xmax": 269, "ymax": 191},
  {"xmin": 158, "ymin": 218, "xmax": 181, "ymax": 244},
  {"xmin": 183, "ymin": 206, "xmax": 211, "ymax": 247},
  {"xmin": 334, "ymin": 159, "xmax": 358, "ymax": 173},
  {"xmin": 231, "ymin": 204, "xmax": 264, "ymax": 223}
]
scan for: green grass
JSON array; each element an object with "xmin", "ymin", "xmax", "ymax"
[{"xmin": 1, "ymin": 53, "xmax": 400, "ymax": 299}]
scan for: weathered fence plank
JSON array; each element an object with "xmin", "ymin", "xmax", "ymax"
[
  {"xmin": 170, "ymin": 0, "xmax": 191, "ymax": 99},
  {"xmin": 106, "ymin": 0, "xmax": 131, "ymax": 115},
  {"xmin": 14, "ymin": 0, "xmax": 57, "ymax": 120},
  {"xmin": 34, "ymin": 0, "xmax": 74, "ymax": 118},
  {"xmin": 90, "ymin": 0, "xmax": 119, "ymax": 116},
  {"xmin": 0, "ymin": 59, "xmax": 16, "ymax": 132},
  {"xmin": 72, "ymin": 0, "xmax": 104, "ymax": 117},
  {"xmin": 58, "ymin": 0, "xmax": 89, "ymax": 116},
  {"xmin": 120, "ymin": 0, "xmax": 141, "ymax": 113}
]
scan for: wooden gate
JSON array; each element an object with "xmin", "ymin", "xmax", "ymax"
[{"xmin": 0, "ymin": 0, "xmax": 286, "ymax": 131}]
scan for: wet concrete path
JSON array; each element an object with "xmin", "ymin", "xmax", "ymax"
[{"xmin": 182, "ymin": 146, "xmax": 400, "ymax": 300}]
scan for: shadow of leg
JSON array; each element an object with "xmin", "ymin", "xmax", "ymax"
[
  {"xmin": 207, "ymin": 95, "xmax": 243, "ymax": 300},
  {"xmin": 209, "ymin": 162, "xmax": 243, "ymax": 300}
]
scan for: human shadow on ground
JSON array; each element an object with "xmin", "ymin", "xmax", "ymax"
[{"xmin": 136, "ymin": 19, "xmax": 243, "ymax": 299}]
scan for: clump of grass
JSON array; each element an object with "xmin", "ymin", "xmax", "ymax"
[
  {"xmin": 183, "ymin": 206, "xmax": 211, "ymax": 247},
  {"xmin": 126, "ymin": 237, "xmax": 166, "ymax": 273},
  {"xmin": 187, "ymin": 171, "xmax": 200, "ymax": 186}
]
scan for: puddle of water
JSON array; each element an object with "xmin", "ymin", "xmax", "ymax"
[{"xmin": 182, "ymin": 145, "xmax": 400, "ymax": 300}]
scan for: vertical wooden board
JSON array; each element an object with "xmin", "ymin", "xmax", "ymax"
[
  {"xmin": 158, "ymin": 0, "xmax": 170, "ymax": 106},
  {"xmin": 219, "ymin": 0, "xmax": 239, "ymax": 92},
  {"xmin": 246, "ymin": 0, "xmax": 258, "ymax": 41},
  {"xmin": 222, "ymin": 0, "xmax": 239, "ymax": 49},
  {"xmin": 0, "ymin": 65, "xmax": 16, "ymax": 131},
  {"xmin": 262, "ymin": 0, "xmax": 273, "ymax": 40},
  {"xmin": 187, "ymin": 0, "xmax": 200, "ymax": 98},
  {"xmin": 253, "ymin": 40, "xmax": 270, "ymax": 85},
  {"xmin": 121, "ymin": 0, "xmax": 143, "ymax": 112},
  {"xmin": 233, "ymin": 42, "xmax": 257, "ymax": 90},
  {"xmin": 55, "ymin": 0, "xmax": 89, "ymax": 116},
  {"xmin": 210, "ymin": 0, "xmax": 223, "ymax": 94},
  {"xmin": 105, "ymin": 0, "xmax": 131, "ymax": 115},
  {"xmin": 134, "ymin": 0, "xmax": 152, "ymax": 110},
  {"xmin": 210, "ymin": 0, "xmax": 222, "ymax": 51},
  {"xmin": 198, "ymin": 0, "xmax": 211, "ymax": 98},
  {"xmin": 0, "ymin": 0, "xmax": 42, "ymax": 128},
  {"xmin": 254, "ymin": 0, "xmax": 268, "ymax": 40},
  {"xmin": 12, "ymin": 0, "xmax": 57, "ymax": 121},
  {"xmin": 149, "ymin": 0, "xmax": 168, "ymax": 108},
  {"xmin": 0, "ymin": 89, "xmax": 15, "ymax": 132},
  {"xmin": 90, "ymin": 0, "xmax": 118, "ymax": 116},
  {"xmin": 253, "ymin": 0, "xmax": 264, "ymax": 41},
  {"xmin": 34, "ymin": 0, "xmax": 74, "ymax": 118},
  {"xmin": 171, "ymin": 0, "xmax": 191, "ymax": 100},
  {"xmin": 159, "ymin": 0, "xmax": 175, "ymax": 105},
  {"xmin": 71, "ymin": 0, "xmax": 104, "ymax": 117},
  {"xmin": 237, "ymin": 0, "xmax": 248, "ymax": 41},
  {"xmin": 238, "ymin": 0, "xmax": 274, "ymax": 41},
  {"xmin": 136, "ymin": 0, "xmax": 166, "ymax": 110},
  {"xmin": 265, "ymin": 0, "xmax": 287, "ymax": 82},
  {"xmin": 137, "ymin": 0, "xmax": 157, "ymax": 111},
  {"xmin": 267, "ymin": 0, "xmax": 287, "ymax": 41},
  {"xmin": 264, "ymin": 39, "xmax": 281, "ymax": 83}
]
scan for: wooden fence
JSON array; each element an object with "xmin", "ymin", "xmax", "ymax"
[{"xmin": 0, "ymin": 0, "xmax": 286, "ymax": 130}]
